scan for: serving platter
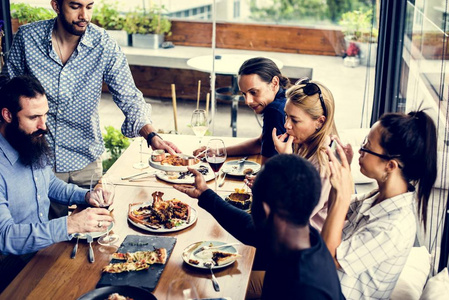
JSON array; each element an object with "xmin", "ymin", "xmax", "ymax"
[
  {"xmin": 182, "ymin": 241, "xmax": 239, "ymax": 270},
  {"xmin": 149, "ymin": 154, "xmax": 201, "ymax": 172}
]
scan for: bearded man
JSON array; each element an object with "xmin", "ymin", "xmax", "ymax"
[
  {"xmin": 0, "ymin": 76, "xmax": 114, "ymax": 291},
  {"xmin": 3, "ymin": 0, "xmax": 180, "ymax": 219}
]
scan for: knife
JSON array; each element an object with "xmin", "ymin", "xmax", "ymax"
[
  {"xmin": 86, "ymin": 234, "xmax": 95, "ymax": 263},
  {"xmin": 237, "ymin": 156, "xmax": 248, "ymax": 173},
  {"xmin": 70, "ymin": 233, "xmax": 80, "ymax": 259}
]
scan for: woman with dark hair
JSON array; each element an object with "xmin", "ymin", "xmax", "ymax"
[
  {"xmin": 194, "ymin": 57, "xmax": 290, "ymax": 164},
  {"xmin": 322, "ymin": 110, "xmax": 437, "ymax": 299}
]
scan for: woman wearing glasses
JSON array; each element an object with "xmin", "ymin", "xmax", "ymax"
[
  {"xmin": 193, "ymin": 57, "xmax": 291, "ymax": 164},
  {"xmin": 322, "ymin": 110, "xmax": 437, "ymax": 299},
  {"xmin": 271, "ymin": 78, "xmax": 342, "ymax": 231}
]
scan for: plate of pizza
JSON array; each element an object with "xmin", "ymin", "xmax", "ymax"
[
  {"xmin": 149, "ymin": 154, "xmax": 201, "ymax": 172},
  {"xmin": 182, "ymin": 241, "xmax": 241, "ymax": 269},
  {"xmin": 128, "ymin": 191, "xmax": 197, "ymax": 233}
]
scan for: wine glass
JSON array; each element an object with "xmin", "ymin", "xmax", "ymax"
[
  {"xmin": 133, "ymin": 137, "xmax": 149, "ymax": 169},
  {"xmin": 166, "ymin": 279, "xmax": 199, "ymax": 300},
  {"xmin": 206, "ymin": 139, "xmax": 227, "ymax": 191},
  {"xmin": 190, "ymin": 109, "xmax": 208, "ymax": 146},
  {"xmin": 96, "ymin": 177, "xmax": 119, "ymax": 246}
]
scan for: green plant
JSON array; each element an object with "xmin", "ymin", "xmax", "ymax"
[
  {"xmin": 10, "ymin": 3, "xmax": 56, "ymax": 23},
  {"xmin": 102, "ymin": 126, "xmax": 130, "ymax": 171},
  {"xmin": 123, "ymin": 6, "xmax": 171, "ymax": 35},
  {"xmin": 339, "ymin": 8, "xmax": 378, "ymax": 43},
  {"xmin": 91, "ymin": 1, "xmax": 124, "ymax": 30}
]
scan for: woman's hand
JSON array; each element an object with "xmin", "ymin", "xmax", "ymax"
[
  {"xmin": 272, "ymin": 128, "xmax": 294, "ymax": 154},
  {"xmin": 173, "ymin": 168, "xmax": 209, "ymax": 199},
  {"xmin": 244, "ymin": 175, "xmax": 256, "ymax": 189},
  {"xmin": 326, "ymin": 141, "xmax": 352, "ymax": 204},
  {"xmin": 330, "ymin": 135, "xmax": 354, "ymax": 165},
  {"xmin": 193, "ymin": 146, "xmax": 207, "ymax": 158}
]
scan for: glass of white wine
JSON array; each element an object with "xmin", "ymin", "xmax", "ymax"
[{"xmin": 190, "ymin": 109, "xmax": 208, "ymax": 146}]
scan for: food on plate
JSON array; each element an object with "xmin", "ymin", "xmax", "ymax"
[
  {"xmin": 243, "ymin": 168, "xmax": 254, "ymax": 175},
  {"xmin": 112, "ymin": 248, "xmax": 167, "ymax": 264},
  {"xmin": 188, "ymin": 258, "xmax": 200, "ymax": 265},
  {"xmin": 151, "ymin": 149, "xmax": 166, "ymax": 162},
  {"xmin": 103, "ymin": 248, "xmax": 167, "ymax": 274},
  {"xmin": 107, "ymin": 293, "xmax": 134, "ymax": 300},
  {"xmin": 128, "ymin": 191, "xmax": 191, "ymax": 229},
  {"xmin": 226, "ymin": 189, "xmax": 252, "ymax": 210},
  {"xmin": 168, "ymin": 165, "xmax": 209, "ymax": 180},
  {"xmin": 160, "ymin": 155, "xmax": 200, "ymax": 166},
  {"xmin": 212, "ymin": 251, "xmax": 241, "ymax": 266}
]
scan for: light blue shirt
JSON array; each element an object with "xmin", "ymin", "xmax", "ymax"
[
  {"xmin": 0, "ymin": 134, "xmax": 88, "ymax": 255},
  {"xmin": 4, "ymin": 18, "xmax": 152, "ymax": 172}
]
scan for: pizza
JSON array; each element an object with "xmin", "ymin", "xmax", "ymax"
[
  {"xmin": 128, "ymin": 191, "xmax": 191, "ymax": 229},
  {"xmin": 211, "ymin": 251, "xmax": 241, "ymax": 266},
  {"xmin": 111, "ymin": 248, "xmax": 167, "ymax": 264},
  {"xmin": 103, "ymin": 248, "xmax": 167, "ymax": 274}
]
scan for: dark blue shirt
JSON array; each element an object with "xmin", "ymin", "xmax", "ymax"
[{"xmin": 261, "ymin": 88, "xmax": 286, "ymax": 158}]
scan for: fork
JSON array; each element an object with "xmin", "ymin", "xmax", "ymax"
[{"xmin": 194, "ymin": 242, "xmax": 240, "ymax": 255}]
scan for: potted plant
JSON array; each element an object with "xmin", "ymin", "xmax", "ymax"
[
  {"xmin": 343, "ymin": 42, "xmax": 361, "ymax": 67},
  {"xmin": 91, "ymin": 1, "xmax": 128, "ymax": 47},
  {"xmin": 10, "ymin": 3, "xmax": 56, "ymax": 33},
  {"xmin": 339, "ymin": 9, "xmax": 378, "ymax": 67},
  {"xmin": 123, "ymin": 5, "xmax": 172, "ymax": 49},
  {"xmin": 102, "ymin": 126, "xmax": 130, "ymax": 172}
]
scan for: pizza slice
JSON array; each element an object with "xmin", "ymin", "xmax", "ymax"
[
  {"xmin": 102, "ymin": 260, "xmax": 150, "ymax": 273},
  {"xmin": 111, "ymin": 248, "xmax": 167, "ymax": 264},
  {"xmin": 211, "ymin": 251, "xmax": 241, "ymax": 266}
]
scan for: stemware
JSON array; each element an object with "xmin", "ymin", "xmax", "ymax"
[
  {"xmin": 96, "ymin": 176, "xmax": 119, "ymax": 246},
  {"xmin": 133, "ymin": 137, "xmax": 149, "ymax": 169},
  {"xmin": 190, "ymin": 109, "xmax": 208, "ymax": 146},
  {"xmin": 166, "ymin": 279, "xmax": 199, "ymax": 300},
  {"xmin": 206, "ymin": 139, "xmax": 227, "ymax": 191}
]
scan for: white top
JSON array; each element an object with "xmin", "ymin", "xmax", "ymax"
[
  {"xmin": 337, "ymin": 190, "xmax": 417, "ymax": 300},
  {"xmin": 186, "ymin": 54, "xmax": 283, "ymax": 75}
]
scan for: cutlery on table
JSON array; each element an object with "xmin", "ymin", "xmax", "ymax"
[
  {"xmin": 86, "ymin": 234, "xmax": 95, "ymax": 263},
  {"xmin": 121, "ymin": 171, "xmax": 151, "ymax": 180},
  {"xmin": 204, "ymin": 261, "xmax": 220, "ymax": 292},
  {"xmin": 236, "ymin": 156, "xmax": 248, "ymax": 173},
  {"xmin": 194, "ymin": 242, "xmax": 240, "ymax": 255},
  {"xmin": 218, "ymin": 171, "xmax": 227, "ymax": 187},
  {"xmin": 70, "ymin": 233, "xmax": 80, "ymax": 259}
]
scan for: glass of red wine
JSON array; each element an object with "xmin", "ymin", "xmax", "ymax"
[{"xmin": 206, "ymin": 139, "xmax": 227, "ymax": 191}]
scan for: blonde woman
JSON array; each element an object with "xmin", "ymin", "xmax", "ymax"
[{"xmin": 272, "ymin": 77, "xmax": 345, "ymax": 231}]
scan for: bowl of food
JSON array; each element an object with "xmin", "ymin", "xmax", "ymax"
[
  {"xmin": 149, "ymin": 154, "xmax": 201, "ymax": 172},
  {"xmin": 225, "ymin": 189, "xmax": 252, "ymax": 210}
]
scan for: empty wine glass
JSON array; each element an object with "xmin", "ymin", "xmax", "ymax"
[
  {"xmin": 96, "ymin": 176, "xmax": 119, "ymax": 246},
  {"xmin": 166, "ymin": 279, "xmax": 199, "ymax": 300},
  {"xmin": 191, "ymin": 109, "xmax": 208, "ymax": 146},
  {"xmin": 206, "ymin": 139, "xmax": 227, "ymax": 191},
  {"xmin": 133, "ymin": 137, "xmax": 149, "ymax": 169}
]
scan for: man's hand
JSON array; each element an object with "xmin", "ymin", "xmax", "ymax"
[
  {"xmin": 173, "ymin": 168, "xmax": 209, "ymax": 199},
  {"xmin": 67, "ymin": 207, "xmax": 113, "ymax": 234},
  {"xmin": 85, "ymin": 188, "xmax": 114, "ymax": 208},
  {"xmin": 151, "ymin": 136, "xmax": 181, "ymax": 156},
  {"xmin": 193, "ymin": 146, "xmax": 207, "ymax": 158},
  {"xmin": 272, "ymin": 128, "xmax": 294, "ymax": 154}
]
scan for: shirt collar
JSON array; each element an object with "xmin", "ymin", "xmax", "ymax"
[
  {"xmin": 360, "ymin": 190, "xmax": 415, "ymax": 218},
  {"xmin": 0, "ymin": 134, "xmax": 20, "ymax": 166},
  {"xmin": 45, "ymin": 18, "xmax": 95, "ymax": 49}
]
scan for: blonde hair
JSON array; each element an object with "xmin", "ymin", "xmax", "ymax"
[{"xmin": 286, "ymin": 80, "xmax": 338, "ymax": 176}]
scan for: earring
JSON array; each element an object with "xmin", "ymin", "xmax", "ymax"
[{"xmin": 382, "ymin": 172, "xmax": 389, "ymax": 182}]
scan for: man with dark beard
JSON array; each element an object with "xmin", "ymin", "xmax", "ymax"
[
  {"xmin": 4, "ymin": 0, "xmax": 180, "ymax": 219},
  {"xmin": 174, "ymin": 154, "xmax": 345, "ymax": 299},
  {"xmin": 0, "ymin": 76, "xmax": 114, "ymax": 292}
]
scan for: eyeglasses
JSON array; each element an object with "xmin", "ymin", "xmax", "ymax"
[
  {"xmin": 360, "ymin": 136, "xmax": 403, "ymax": 168},
  {"xmin": 294, "ymin": 77, "xmax": 327, "ymax": 117}
]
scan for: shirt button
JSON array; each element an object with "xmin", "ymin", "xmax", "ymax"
[
  {"xmin": 40, "ymin": 213, "xmax": 43, "ymax": 217},
  {"xmin": 58, "ymin": 109, "xmax": 62, "ymax": 114},
  {"xmin": 34, "ymin": 177, "xmax": 38, "ymax": 181},
  {"xmin": 37, "ymin": 195, "xmax": 40, "ymax": 199}
]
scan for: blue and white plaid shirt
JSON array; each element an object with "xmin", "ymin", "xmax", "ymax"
[{"xmin": 4, "ymin": 19, "xmax": 152, "ymax": 172}]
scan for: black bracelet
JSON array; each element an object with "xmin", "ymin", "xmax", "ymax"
[{"xmin": 146, "ymin": 132, "xmax": 162, "ymax": 147}]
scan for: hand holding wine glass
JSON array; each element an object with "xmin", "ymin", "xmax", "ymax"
[
  {"xmin": 95, "ymin": 176, "xmax": 119, "ymax": 246},
  {"xmin": 191, "ymin": 109, "xmax": 208, "ymax": 146},
  {"xmin": 206, "ymin": 139, "xmax": 227, "ymax": 191}
]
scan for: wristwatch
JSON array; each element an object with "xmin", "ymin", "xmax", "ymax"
[{"xmin": 146, "ymin": 132, "xmax": 162, "ymax": 147}]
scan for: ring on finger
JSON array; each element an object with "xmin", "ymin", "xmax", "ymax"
[{"xmin": 97, "ymin": 221, "xmax": 103, "ymax": 228}]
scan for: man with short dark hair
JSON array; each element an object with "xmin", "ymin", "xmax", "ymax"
[
  {"xmin": 4, "ymin": 0, "xmax": 180, "ymax": 218},
  {"xmin": 0, "ymin": 76, "xmax": 113, "ymax": 291},
  {"xmin": 175, "ymin": 154, "xmax": 344, "ymax": 299}
]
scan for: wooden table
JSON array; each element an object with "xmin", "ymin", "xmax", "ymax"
[{"xmin": 0, "ymin": 134, "xmax": 258, "ymax": 300}]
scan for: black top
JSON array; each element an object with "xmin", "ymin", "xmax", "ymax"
[
  {"xmin": 261, "ymin": 88, "xmax": 287, "ymax": 158},
  {"xmin": 198, "ymin": 189, "xmax": 345, "ymax": 300}
]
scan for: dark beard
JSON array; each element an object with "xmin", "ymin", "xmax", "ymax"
[
  {"xmin": 59, "ymin": 11, "xmax": 88, "ymax": 36},
  {"xmin": 5, "ymin": 121, "xmax": 53, "ymax": 168}
]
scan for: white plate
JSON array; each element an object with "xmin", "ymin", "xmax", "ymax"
[
  {"xmin": 182, "ymin": 241, "xmax": 239, "ymax": 269},
  {"xmin": 128, "ymin": 202, "xmax": 198, "ymax": 233},
  {"xmin": 76, "ymin": 222, "xmax": 114, "ymax": 239},
  {"xmin": 156, "ymin": 164, "xmax": 215, "ymax": 184},
  {"xmin": 149, "ymin": 154, "xmax": 201, "ymax": 172},
  {"xmin": 222, "ymin": 160, "xmax": 261, "ymax": 176}
]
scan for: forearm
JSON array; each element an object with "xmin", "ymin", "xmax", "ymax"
[
  {"xmin": 139, "ymin": 124, "xmax": 157, "ymax": 139},
  {"xmin": 226, "ymin": 137, "xmax": 261, "ymax": 157},
  {"xmin": 321, "ymin": 195, "xmax": 349, "ymax": 268}
]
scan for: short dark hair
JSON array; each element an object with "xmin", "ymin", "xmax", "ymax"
[
  {"xmin": 0, "ymin": 75, "xmax": 46, "ymax": 122},
  {"xmin": 252, "ymin": 154, "xmax": 321, "ymax": 226},
  {"xmin": 238, "ymin": 57, "xmax": 291, "ymax": 89}
]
